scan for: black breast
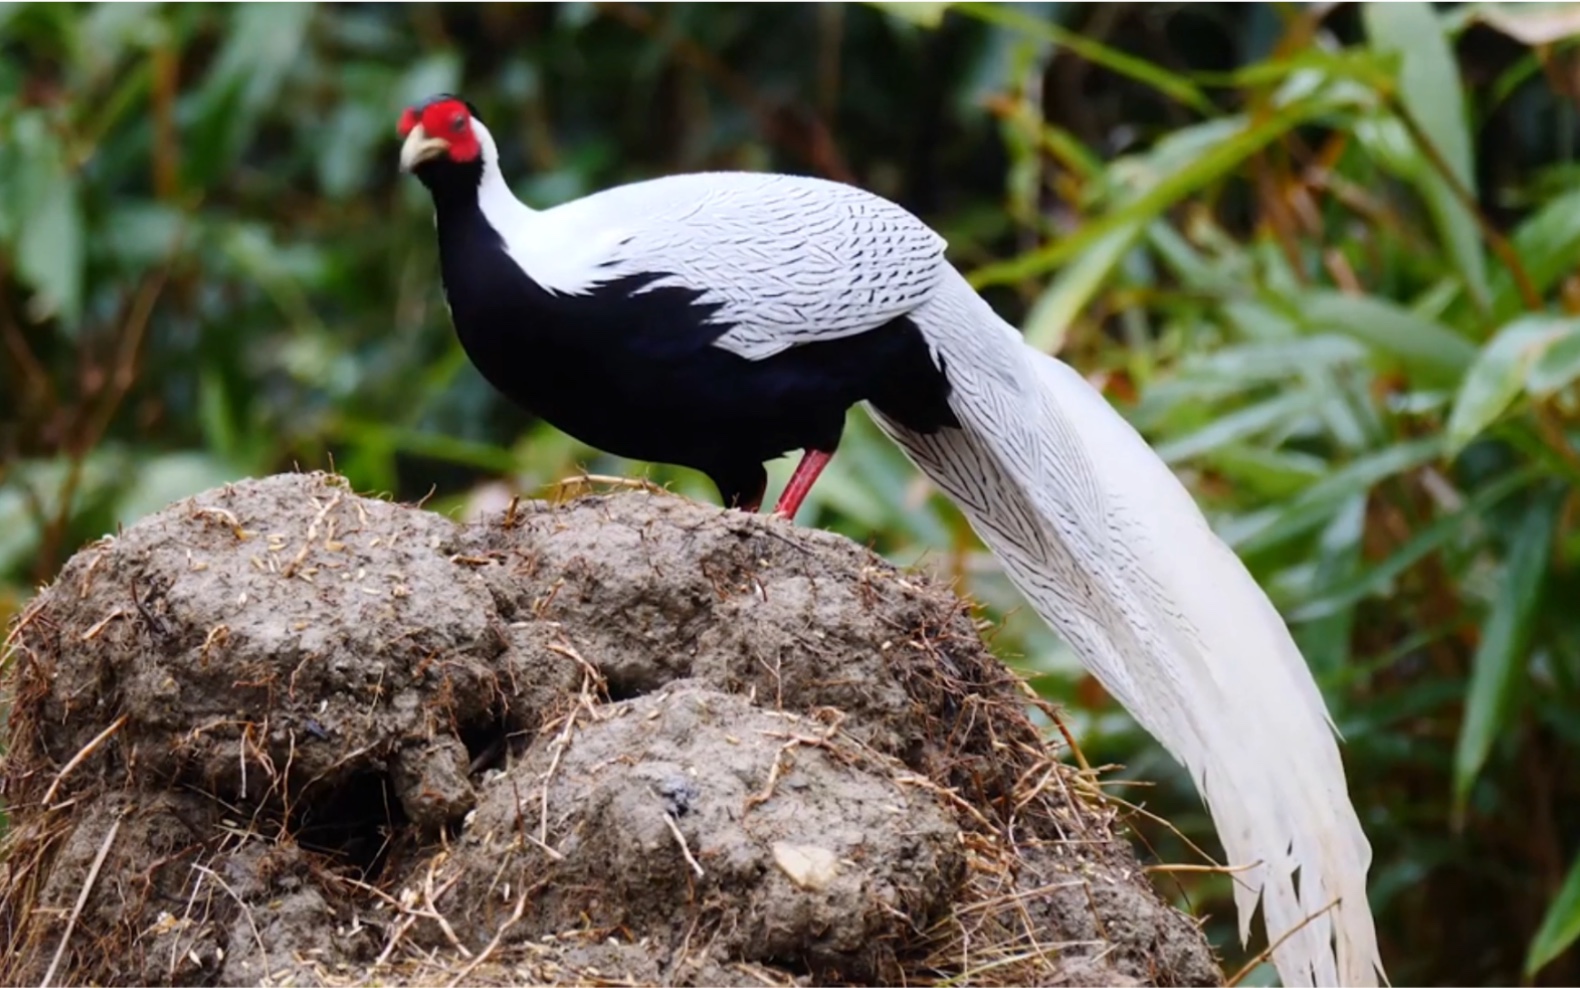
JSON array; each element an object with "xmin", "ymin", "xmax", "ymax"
[{"xmin": 433, "ymin": 199, "xmax": 956, "ymax": 506}]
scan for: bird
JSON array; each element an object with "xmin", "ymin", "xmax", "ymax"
[{"xmin": 398, "ymin": 93, "xmax": 1386, "ymax": 988}]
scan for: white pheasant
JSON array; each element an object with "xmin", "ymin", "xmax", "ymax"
[{"xmin": 398, "ymin": 93, "xmax": 1386, "ymax": 987}]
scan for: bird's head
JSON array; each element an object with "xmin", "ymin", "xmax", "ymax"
[{"xmin": 397, "ymin": 94, "xmax": 488, "ymax": 190}]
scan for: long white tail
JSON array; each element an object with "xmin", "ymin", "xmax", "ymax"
[{"xmin": 871, "ymin": 270, "xmax": 1384, "ymax": 988}]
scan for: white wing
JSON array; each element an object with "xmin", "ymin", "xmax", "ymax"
[{"xmin": 504, "ymin": 172, "xmax": 949, "ymax": 360}]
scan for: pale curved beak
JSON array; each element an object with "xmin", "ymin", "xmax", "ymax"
[{"xmin": 399, "ymin": 124, "xmax": 451, "ymax": 172}]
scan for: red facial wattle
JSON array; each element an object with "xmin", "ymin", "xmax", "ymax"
[{"xmin": 397, "ymin": 98, "xmax": 481, "ymax": 164}]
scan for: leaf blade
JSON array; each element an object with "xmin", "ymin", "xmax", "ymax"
[
  {"xmin": 970, "ymin": 103, "xmax": 1333, "ymax": 289},
  {"xmin": 1494, "ymin": 187, "xmax": 1580, "ymax": 319},
  {"xmin": 1297, "ymin": 290, "xmax": 1478, "ymax": 383},
  {"xmin": 1365, "ymin": 1, "xmax": 1488, "ymax": 305},
  {"xmin": 1446, "ymin": 316, "xmax": 1577, "ymax": 454},
  {"xmin": 951, "ymin": 2, "xmax": 1215, "ymax": 115},
  {"xmin": 1527, "ymin": 850, "xmax": 1580, "ymax": 978},
  {"xmin": 1452, "ymin": 486, "xmax": 1560, "ymax": 815}
]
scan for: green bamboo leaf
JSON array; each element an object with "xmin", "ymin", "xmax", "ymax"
[
  {"xmin": 1290, "ymin": 468, "xmax": 1537, "ymax": 622},
  {"xmin": 7, "ymin": 111, "xmax": 84, "ymax": 328},
  {"xmin": 1227, "ymin": 437, "xmax": 1446, "ymax": 553},
  {"xmin": 1020, "ymin": 115, "xmax": 1291, "ymax": 349},
  {"xmin": 102, "ymin": 200, "xmax": 185, "ymax": 269},
  {"xmin": 15, "ymin": 164, "xmax": 83, "ymax": 328},
  {"xmin": 197, "ymin": 368, "xmax": 241, "ymax": 462},
  {"xmin": 0, "ymin": 483, "xmax": 41, "ymax": 578},
  {"xmin": 1154, "ymin": 391, "xmax": 1320, "ymax": 465},
  {"xmin": 970, "ymin": 103, "xmax": 1333, "ymax": 288},
  {"xmin": 1022, "ymin": 222, "xmax": 1143, "ymax": 352},
  {"xmin": 77, "ymin": 2, "xmax": 163, "ymax": 81},
  {"xmin": 1453, "ymin": 485, "xmax": 1560, "ymax": 815},
  {"xmin": 1039, "ymin": 122, "xmax": 1104, "ymax": 181},
  {"xmin": 1186, "ymin": 335, "xmax": 1368, "ymax": 382},
  {"xmin": 1353, "ymin": 114, "xmax": 1420, "ymax": 179},
  {"xmin": 1492, "ymin": 187, "xmax": 1580, "ymax": 319},
  {"xmin": 1298, "ymin": 290, "xmax": 1478, "ymax": 382},
  {"xmin": 1527, "ymin": 850, "xmax": 1580, "ymax": 978},
  {"xmin": 1526, "ymin": 321, "xmax": 1580, "ymax": 398},
  {"xmin": 1221, "ymin": 299, "xmax": 1300, "ymax": 341},
  {"xmin": 1294, "ymin": 495, "xmax": 1368, "ymax": 678},
  {"xmin": 1347, "ymin": 674, "xmax": 1466, "ymax": 738},
  {"xmin": 1446, "ymin": 316, "xmax": 1575, "ymax": 454},
  {"xmin": 866, "ymin": 1, "xmax": 952, "ymax": 27},
  {"xmin": 1146, "ymin": 223, "xmax": 1234, "ymax": 295},
  {"xmin": 1201, "ymin": 445, "xmax": 1329, "ymax": 500},
  {"xmin": 1365, "ymin": 2, "xmax": 1489, "ymax": 306},
  {"xmin": 951, "ymin": 2, "xmax": 1215, "ymax": 115},
  {"xmin": 184, "ymin": 2, "xmax": 313, "ymax": 186},
  {"xmin": 337, "ymin": 420, "xmax": 523, "ymax": 476},
  {"xmin": 1214, "ymin": 46, "xmax": 1395, "ymax": 96}
]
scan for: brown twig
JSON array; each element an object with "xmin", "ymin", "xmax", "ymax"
[
  {"xmin": 77, "ymin": 607, "xmax": 127, "ymax": 642},
  {"xmin": 543, "ymin": 473, "xmax": 669, "ymax": 501},
  {"xmin": 1533, "ymin": 401, "xmax": 1580, "ymax": 474},
  {"xmin": 420, "ymin": 857, "xmax": 471, "ymax": 959},
  {"xmin": 37, "ymin": 238, "xmax": 183, "ymax": 578},
  {"xmin": 443, "ymin": 887, "xmax": 529, "ymax": 988},
  {"xmin": 190, "ymin": 862, "xmax": 269, "ymax": 982},
  {"xmin": 282, "ymin": 492, "xmax": 344, "ymax": 578},
  {"xmin": 1049, "ymin": 706, "xmax": 1092, "ymax": 773},
  {"xmin": 1144, "ymin": 861, "xmax": 1260, "ymax": 875},
  {"xmin": 1386, "ymin": 96, "xmax": 1542, "ymax": 313},
  {"xmin": 40, "ymin": 812, "xmax": 122, "ymax": 988},
  {"xmin": 1224, "ymin": 895, "xmax": 1342, "ymax": 988},
  {"xmin": 0, "ymin": 284, "xmax": 57, "ymax": 412},
  {"xmin": 151, "ymin": 41, "xmax": 179, "ymax": 199},
  {"xmin": 41, "ymin": 713, "xmax": 129, "ymax": 807},
  {"xmin": 536, "ymin": 701, "xmax": 584, "ymax": 850},
  {"xmin": 662, "ymin": 811, "xmax": 706, "ymax": 879}
]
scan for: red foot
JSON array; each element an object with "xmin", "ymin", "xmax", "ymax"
[{"xmin": 772, "ymin": 449, "xmax": 833, "ymax": 520}]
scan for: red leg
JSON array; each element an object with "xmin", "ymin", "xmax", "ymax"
[{"xmin": 772, "ymin": 449, "xmax": 833, "ymax": 520}]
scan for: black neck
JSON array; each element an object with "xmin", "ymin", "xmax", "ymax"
[{"xmin": 414, "ymin": 158, "xmax": 487, "ymax": 213}]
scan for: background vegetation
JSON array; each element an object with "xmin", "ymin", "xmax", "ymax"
[{"xmin": 4, "ymin": 2, "xmax": 1580, "ymax": 984}]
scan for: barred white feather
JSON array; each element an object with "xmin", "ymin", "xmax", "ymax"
[{"xmin": 870, "ymin": 269, "xmax": 1384, "ymax": 988}]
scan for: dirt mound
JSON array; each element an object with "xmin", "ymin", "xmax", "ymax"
[{"xmin": 0, "ymin": 472, "xmax": 1220, "ymax": 987}]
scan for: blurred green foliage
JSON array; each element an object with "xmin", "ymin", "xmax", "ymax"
[{"xmin": 4, "ymin": 2, "xmax": 1580, "ymax": 984}]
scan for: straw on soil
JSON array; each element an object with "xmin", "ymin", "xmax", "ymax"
[{"xmin": 0, "ymin": 472, "xmax": 1220, "ymax": 987}]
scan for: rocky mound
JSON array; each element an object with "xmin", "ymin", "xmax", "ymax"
[{"xmin": 0, "ymin": 472, "xmax": 1219, "ymax": 986}]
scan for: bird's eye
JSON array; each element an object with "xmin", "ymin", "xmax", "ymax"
[{"xmin": 450, "ymin": 113, "xmax": 466, "ymax": 134}]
